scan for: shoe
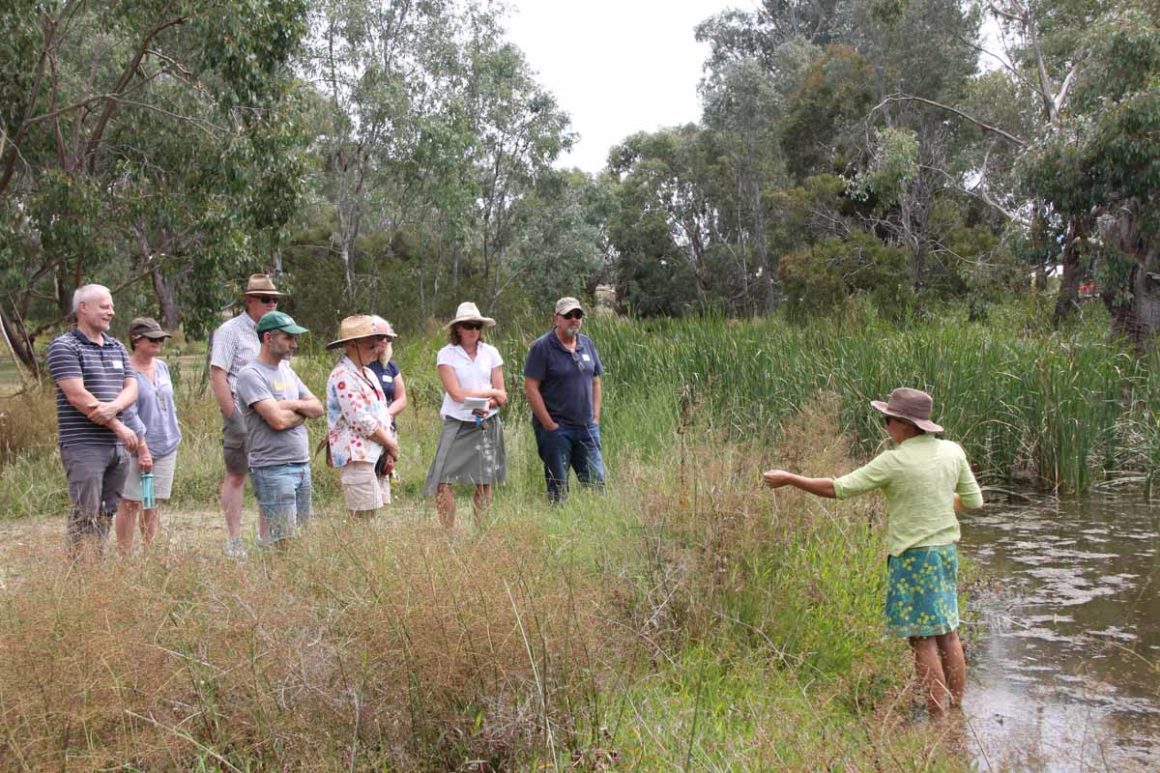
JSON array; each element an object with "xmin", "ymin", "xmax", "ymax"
[{"xmin": 224, "ymin": 536, "xmax": 248, "ymax": 559}]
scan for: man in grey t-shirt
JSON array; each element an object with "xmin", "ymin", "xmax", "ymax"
[
  {"xmin": 235, "ymin": 311, "xmax": 323, "ymax": 545},
  {"xmin": 210, "ymin": 273, "xmax": 287, "ymax": 557}
]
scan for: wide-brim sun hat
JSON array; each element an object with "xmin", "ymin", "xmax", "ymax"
[
  {"xmin": 240, "ymin": 273, "xmax": 287, "ymax": 297},
  {"xmin": 444, "ymin": 301, "xmax": 496, "ymax": 330},
  {"xmin": 326, "ymin": 315, "xmax": 393, "ymax": 349},
  {"xmin": 369, "ymin": 315, "xmax": 398, "ymax": 340},
  {"xmin": 871, "ymin": 387, "xmax": 944, "ymax": 433}
]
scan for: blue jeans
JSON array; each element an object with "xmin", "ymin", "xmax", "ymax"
[
  {"xmin": 250, "ymin": 463, "xmax": 312, "ymax": 543},
  {"xmin": 533, "ymin": 422, "xmax": 605, "ymax": 503}
]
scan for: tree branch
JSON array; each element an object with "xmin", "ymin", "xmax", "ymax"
[
  {"xmin": 85, "ymin": 8, "xmax": 187, "ymax": 171},
  {"xmin": 871, "ymin": 94, "xmax": 1028, "ymax": 148}
]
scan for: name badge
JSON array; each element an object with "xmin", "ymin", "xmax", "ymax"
[
  {"xmin": 273, "ymin": 381, "xmax": 287, "ymax": 391},
  {"xmin": 581, "ymin": 354, "xmax": 591, "ymax": 362},
  {"xmin": 112, "ymin": 360, "xmax": 124, "ymax": 370},
  {"xmin": 382, "ymin": 374, "xmax": 393, "ymax": 383}
]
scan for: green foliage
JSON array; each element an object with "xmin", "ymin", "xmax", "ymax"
[{"xmin": 780, "ymin": 230, "xmax": 915, "ymax": 320}]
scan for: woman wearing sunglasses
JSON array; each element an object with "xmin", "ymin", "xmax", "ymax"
[
  {"xmin": 325, "ymin": 315, "xmax": 400, "ymax": 518},
  {"xmin": 761, "ymin": 387, "xmax": 983, "ymax": 719},
  {"xmin": 424, "ymin": 302, "xmax": 508, "ymax": 528}
]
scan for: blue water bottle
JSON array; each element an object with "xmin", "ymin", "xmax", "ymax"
[{"xmin": 141, "ymin": 472, "xmax": 156, "ymax": 509}]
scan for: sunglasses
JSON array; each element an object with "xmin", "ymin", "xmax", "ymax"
[
  {"xmin": 459, "ymin": 322, "xmax": 483, "ymax": 331},
  {"xmin": 252, "ymin": 295, "xmax": 279, "ymax": 304},
  {"xmin": 561, "ymin": 310, "xmax": 584, "ymax": 320}
]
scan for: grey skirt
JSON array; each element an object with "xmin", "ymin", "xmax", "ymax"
[{"xmin": 424, "ymin": 415, "xmax": 507, "ymax": 494}]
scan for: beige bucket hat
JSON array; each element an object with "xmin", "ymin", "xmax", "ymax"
[
  {"xmin": 444, "ymin": 301, "xmax": 496, "ymax": 330},
  {"xmin": 241, "ymin": 273, "xmax": 287, "ymax": 297},
  {"xmin": 871, "ymin": 387, "xmax": 944, "ymax": 432},
  {"xmin": 326, "ymin": 315, "xmax": 393, "ymax": 349}
]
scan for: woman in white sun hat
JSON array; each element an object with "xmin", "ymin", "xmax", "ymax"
[{"xmin": 424, "ymin": 301, "xmax": 508, "ymax": 528}]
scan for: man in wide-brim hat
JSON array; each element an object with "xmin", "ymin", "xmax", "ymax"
[
  {"xmin": 325, "ymin": 315, "xmax": 400, "ymax": 517},
  {"xmin": 209, "ymin": 272, "xmax": 287, "ymax": 557}
]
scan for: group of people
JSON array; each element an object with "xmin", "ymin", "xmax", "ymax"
[
  {"xmin": 48, "ymin": 276, "xmax": 607, "ymax": 559},
  {"xmin": 48, "ymin": 276, "xmax": 980, "ymax": 718}
]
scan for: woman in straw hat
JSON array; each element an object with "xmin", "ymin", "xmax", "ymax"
[
  {"xmin": 762, "ymin": 387, "xmax": 983, "ymax": 718},
  {"xmin": 424, "ymin": 302, "xmax": 508, "ymax": 528},
  {"xmin": 366, "ymin": 316, "xmax": 406, "ymax": 488},
  {"xmin": 115, "ymin": 318, "xmax": 183, "ymax": 553},
  {"xmin": 325, "ymin": 316, "xmax": 400, "ymax": 518}
]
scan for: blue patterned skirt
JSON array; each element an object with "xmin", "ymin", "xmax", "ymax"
[{"xmin": 885, "ymin": 544, "xmax": 959, "ymax": 638}]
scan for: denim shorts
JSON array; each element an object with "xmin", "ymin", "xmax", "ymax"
[{"xmin": 250, "ymin": 463, "xmax": 312, "ymax": 543}]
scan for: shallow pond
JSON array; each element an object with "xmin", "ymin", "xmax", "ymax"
[{"xmin": 961, "ymin": 494, "xmax": 1160, "ymax": 771}]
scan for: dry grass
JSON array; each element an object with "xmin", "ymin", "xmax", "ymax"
[
  {"xmin": 0, "ymin": 511, "xmax": 630, "ymax": 770},
  {"xmin": 0, "ymin": 387, "xmax": 971, "ymax": 770}
]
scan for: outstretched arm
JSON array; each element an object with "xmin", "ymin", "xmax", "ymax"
[{"xmin": 762, "ymin": 469, "xmax": 836, "ymax": 498}]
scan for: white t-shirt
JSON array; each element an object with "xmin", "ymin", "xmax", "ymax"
[{"xmin": 436, "ymin": 342, "xmax": 503, "ymax": 421}]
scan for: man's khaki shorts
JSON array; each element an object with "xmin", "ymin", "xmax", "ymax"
[
  {"xmin": 340, "ymin": 461, "xmax": 384, "ymax": 512},
  {"xmin": 222, "ymin": 409, "xmax": 250, "ymax": 475}
]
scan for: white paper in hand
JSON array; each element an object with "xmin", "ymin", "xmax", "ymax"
[{"xmin": 462, "ymin": 396, "xmax": 490, "ymax": 412}]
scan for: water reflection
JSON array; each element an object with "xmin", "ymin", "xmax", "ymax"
[{"xmin": 961, "ymin": 495, "xmax": 1160, "ymax": 771}]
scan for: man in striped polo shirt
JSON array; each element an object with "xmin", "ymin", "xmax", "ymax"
[
  {"xmin": 209, "ymin": 273, "xmax": 286, "ymax": 557},
  {"xmin": 47, "ymin": 284, "xmax": 146, "ymax": 556}
]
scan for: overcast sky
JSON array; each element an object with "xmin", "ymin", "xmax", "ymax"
[{"xmin": 503, "ymin": 0, "xmax": 748, "ymax": 174}]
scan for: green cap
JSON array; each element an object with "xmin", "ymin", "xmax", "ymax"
[{"xmin": 256, "ymin": 310, "xmax": 308, "ymax": 336}]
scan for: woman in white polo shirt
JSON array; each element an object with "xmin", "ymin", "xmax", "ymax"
[{"xmin": 424, "ymin": 302, "xmax": 508, "ymax": 528}]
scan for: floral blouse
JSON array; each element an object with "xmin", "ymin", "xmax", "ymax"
[{"xmin": 326, "ymin": 356, "xmax": 392, "ymax": 467}]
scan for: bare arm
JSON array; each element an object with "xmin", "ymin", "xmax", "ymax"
[
  {"xmin": 286, "ymin": 394, "xmax": 324, "ymax": 419},
  {"xmin": 387, "ymin": 373, "xmax": 407, "ymax": 417},
  {"xmin": 523, "ymin": 377, "xmax": 558, "ymax": 430},
  {"xmin": 251, "ymin": 399, "xmax": 306, "ymax": 431},
  {"xmin": 88, "ymin": 376, "xmax": 138, "ymax": 424},
  {"xmin": 209, "ymin": 366, "xmax": 235, "ymax": 416},
  {"xmin": 56, "ymin": 377, "xmax": 102, "ymax": 419},
  {"xmin": 488, "ymin": 366, "xmax": 508, "ymax": 408},
  {"xmin": 438, "ymin": 364, "xmax": 503, "ymax": 404},
  {"xmin": 761, "ymin": 469, "xmax": 837, "ymax": 498},
  {"xmin": 592, "ymin": 375, "xmax": 602, "ymax": 424}
]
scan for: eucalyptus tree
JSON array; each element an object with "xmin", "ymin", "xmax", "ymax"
[
  {"xmin": 0, "ymin": 0, "xmax": 309, "ymax": 373},
  {"xmin": 456, "ymin": 10, "xmax": 574, "ymax": 309},
  {"xmin": 303, "ymin": 0, "xmax": 464, "ymax": 302}
]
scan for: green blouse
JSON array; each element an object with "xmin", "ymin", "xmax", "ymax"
[{"xmin": 833, "ymin": 434, "xmax": 983, "ymax": 556}]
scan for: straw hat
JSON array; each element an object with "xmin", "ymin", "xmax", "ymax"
[
  {"xmin": 444, "ymin": 301, "xmax": 496, "ymax": 330},
  {"xmin": 870, "ymin": 387, "xmax": 943, "ymax": 433},
  {"xmin": 241, "ymin": 273, "xmax": 286, "ymax": 297},
  {"xmin": 326, "ymin": 315, "xmax": 393, "ymax": 349},
  {"xmin": 369, "ymin": 315, "xmax": 398, "ymax": 340}
]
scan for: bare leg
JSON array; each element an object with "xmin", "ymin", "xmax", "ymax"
[
  {"xmin": 935, "ymin": 631, "xmax": 966, "ymax": 708},
  {"xmin": 221, "ymin": 471, "xmax": 247, "ymax": 539},
  {"xmin": 910, "ymin": 636, "xmax": 950, "ymax": 717},
  {"xmin": 472, "ymin": 484, "xmax": 492, "ymax": 525},
  {"xmin": 114, "ymin": 499, "xmax": 141, "ymax": 555},
  {"xmin": 140, "ymin": 506, "xmax": 161, "ymax": 546},
  {"xmin": 436, "ymin": 484, "xmax": 456, "ymax": 528}
]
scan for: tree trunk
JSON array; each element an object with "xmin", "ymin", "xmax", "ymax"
[
  {"xmin": 150, "ymin": 266, "xmax": 180, "ymax": 332},
  {"xmin": 1052, "ymin": 216, "xmax": 1084, "ymax": 327},
  {"xmin": 0, "ymin": 305, "xmax": 39, "ymax": 379}
]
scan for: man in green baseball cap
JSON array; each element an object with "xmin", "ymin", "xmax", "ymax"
[{"xmin": 235, "ymin": 310, "xmax": 323, "ymax": 547}]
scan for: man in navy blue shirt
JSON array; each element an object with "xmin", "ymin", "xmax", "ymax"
[{"xmin": 523, "ymin": 297, "xmax": 605, "ymax": 503}]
